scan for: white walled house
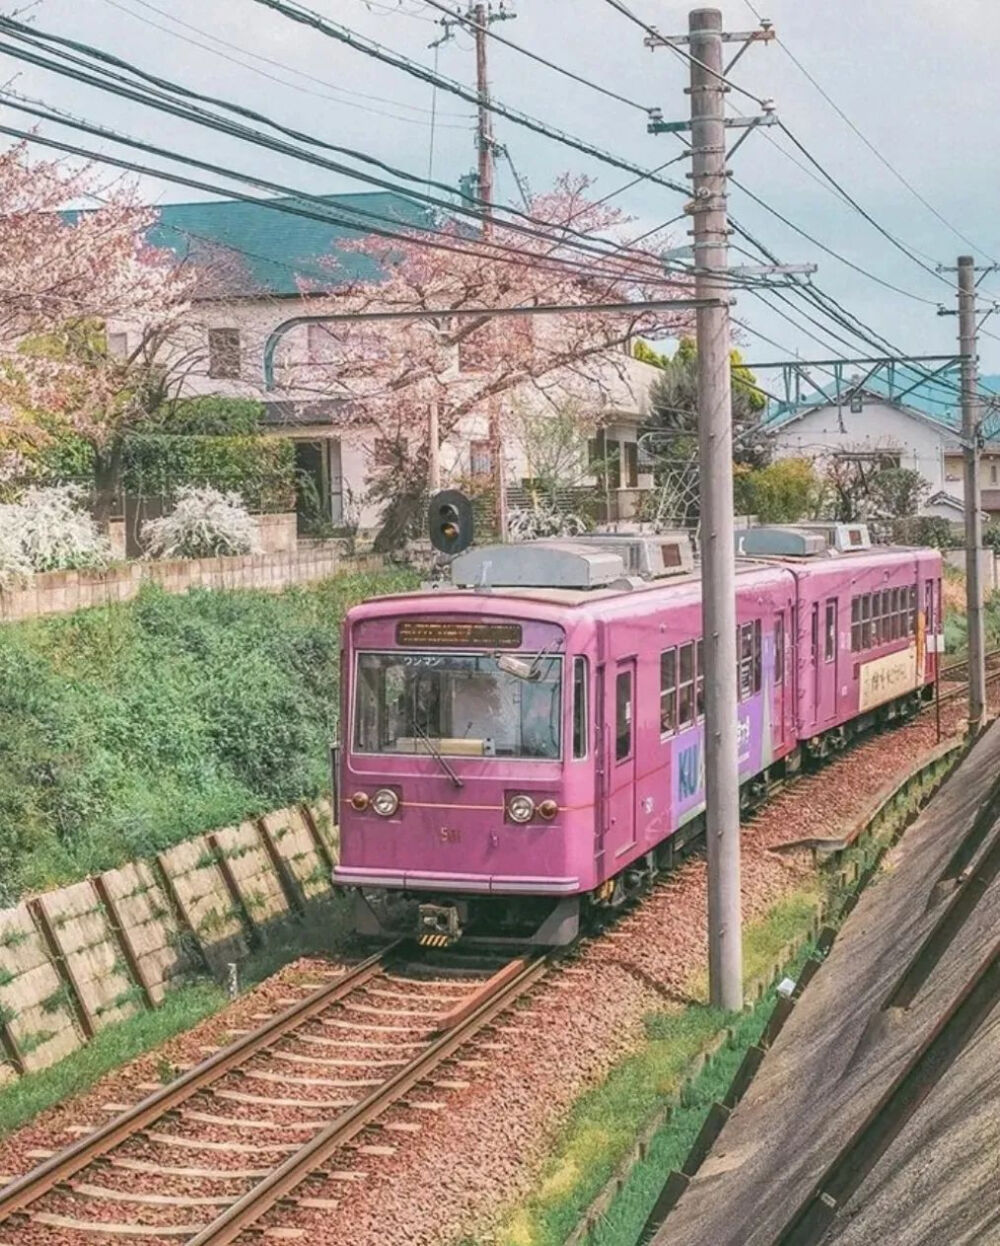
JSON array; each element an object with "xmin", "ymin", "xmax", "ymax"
[
  {"xmin": 116, "ymin": 192, "xmax": 661, "ymax": 532},
  {"xmin": 765, "ymin": 385, "xmax": 1000, "ymax": 519}
]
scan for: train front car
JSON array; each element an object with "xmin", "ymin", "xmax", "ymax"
[{"xmin": 335, "ymin": 588, "xmax": 593, "ymax": 947}]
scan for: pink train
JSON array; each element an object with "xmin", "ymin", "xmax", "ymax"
[{"xmin": 333, "ymin": 524, "xmax": 942, "ymax": 944}]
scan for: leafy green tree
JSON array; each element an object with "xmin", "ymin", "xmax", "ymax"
[{"xmin": 734, "ymin": 457, "xmax": 825, "ymax": 522}]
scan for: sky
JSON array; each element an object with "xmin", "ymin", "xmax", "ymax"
[{"xmin": 5, "ymin": 0, "xmax": 1000, "ymax": 391}]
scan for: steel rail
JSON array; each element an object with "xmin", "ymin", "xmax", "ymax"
[
  {"xmin": 0, "ymin": 941, "xmax": 399, "ymax": 1226},
  {"xmin": 187, "ymin": 950, "xmax": 552, "ymax": 1245}
]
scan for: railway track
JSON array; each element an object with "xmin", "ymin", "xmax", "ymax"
[{"xmin": 0, "ymin": 940, "xmax": 551, "ymax": 1244}]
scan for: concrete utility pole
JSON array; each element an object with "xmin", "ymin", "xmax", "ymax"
[
  {"xmin": 689, "ymin": 8, "xmax": 742, "ymax": 1011},
  {"xmin": 958, "ymin": 255, "xmax": 987, "ymax": 731},
  {"xmin": 470, "ymin": 1, "xmax": 513, "ymax": 539}
]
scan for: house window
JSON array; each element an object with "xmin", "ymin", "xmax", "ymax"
[
  {"xmin": 572, "ymin": 657, "xmax": 588, "ymax": 759},
  {"xmin": 660, "ymin": 648, "xmax": 677, "ymax": 736},
  {"xmin": 208, "ymin": 328, "xmax": 241, "ymax": 379},
  {"xmin": 992, "ymin": 462, "xmax": 998, "ymax": 485},
  {"xmin": 615, "ymin": 670, "xmax": 633, "ymax": 761},
  {"xmin": 107, "ymin": 331, "xmax": 128, "ymax": 359},
  {"xmin": 678, "ymin": 642, "xmax": 695, "ymax": 728},
  {"xmin": 622, "ymin": 441, "xmax": 638, "ymax": 489},
  {"xmin": 605, "ymin": 440, "xmax": 622, "ymax": 490},
  {"xmin": 470, "ymin": 440, "xmax": 493, "ymax": 477}
]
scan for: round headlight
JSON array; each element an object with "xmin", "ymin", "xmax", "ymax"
[
  {"xmin": 508, "ymin": 794, "xmax": 535, "ymax": 824},
  {"xmin": 372, "ymin": 787, "xmax": 399, "ymax": 817},
  {"xmin": 350, "ymin": 791, "xmax": 370, "ymax": 811},
  {"xmin": 537, "ymin": 798, "xmax": 559, "ymax": 820}
]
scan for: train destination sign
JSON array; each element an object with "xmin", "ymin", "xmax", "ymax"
[{"xmin": 396, "ymin": 620, "xmax": 523, "ymax": 649}]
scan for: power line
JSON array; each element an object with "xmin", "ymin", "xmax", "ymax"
[
  {"xmin": 100, "ymin": 0, "xmax": 473, "ymax": 129},
  {"xmin": 599, "ymin": 0, "xmax": 769, "ymax": 107},
  {"xmin": 0, "ymin": 19, "xmax": 700, "ymax": 286},
  {"xmin": 420, "ymin": 0, "xmax": 655, "ymax": 115},
  {"xmin": 740, "ymin": 0, "xmax": 999, "ymax": 266},
  {"xmin": 246, "ymin": 0, "xmax": 692, "ymax": 196}
]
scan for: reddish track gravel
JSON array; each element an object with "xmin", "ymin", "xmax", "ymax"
[
  {"xmin": 0, "ymin": 700, "xmax": 983, "ymax": 1246},
  {"xmin": 284, "ymin": 705, "xmax": 980, "ymax": 1246}
]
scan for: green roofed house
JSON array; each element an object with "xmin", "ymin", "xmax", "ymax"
[{"xmin": 106, "ymin": 191, "xmax": 662, "ymax": 535}]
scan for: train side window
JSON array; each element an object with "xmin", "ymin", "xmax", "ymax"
[
  {"xmin": 696, "ymin": 639, "xmax": 705, "ymax": 717},
  {"xmin": 909, "ymin": 585, "xmax": 918, "ymax": 635},
  {"xmin": 810, "ymin": 604, "xmax": 819, "ymax": 664},
  {"xmin": 572, "ymin": 657, "xmax": 588, "ymax": 759},
  {"xmin": 861, "ymin": 595, "xmax": 872, "ymax": 649},
  {"xmin": 615, "ymin": 671, "xmax": 632, "ymax": 761},
  {"xmin": 890, "ymin": 588, "xmax": 899, "ymax": 640},
  {"xmin": 678, "ymin": 642, "xmax": 695, "ymax": 728},
  {"xmin": 871, "ymin": 592, "xmax": 881, "ymax": 645},
  {"xmin": 660, "ymin": 648, "xmax": 677, "ymax": 736},
  {"xmin": 753, "ymin": 619, "xmax": 762, "ymax": 692},
  {"xmin": 882, "ymin": 590, "xmax": 891, "ymax": 641},
  {"xmin": 774, "ymin": 613, "xmax": 785, "ymax": 684},
  {"xmin": 824, "ymin": 599, "xmax": 836, "ymax": 663},
  {"xmin": 739, "ymin": 623, "xmax": 755, "ymax": 700},
  {"xmin": 851, "ymin": 598, "xmax": 861, "ymax": 652},
  {"xmin": 925, "ymin": 578, "xmax": 934, "ymax": 631}
]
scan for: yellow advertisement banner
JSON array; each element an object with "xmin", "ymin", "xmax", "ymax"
[{"xmin": 859, "ymin": 644, "xmax": 918, "ymax": 713}]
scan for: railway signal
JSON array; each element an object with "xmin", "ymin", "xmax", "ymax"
[{"xmin": 429, "ymin": 489, "xmax": 475, "ymax": 554}]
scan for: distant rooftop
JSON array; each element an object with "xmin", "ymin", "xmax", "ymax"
[{"xmin": 142, "ymin": 192, "xmax": 437, "ymax": 297}]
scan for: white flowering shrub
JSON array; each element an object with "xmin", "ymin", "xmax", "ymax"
[
  {"xmin": 507, "ymin": 505, "xmax": 588, "ymax": 541},
  {"xmin": 0, "ymin": 485, "xmax": 109, "ymax": 586},
  {"xmin": 143, "ymin": 486, "xmax": 260, "ymax": 559}
]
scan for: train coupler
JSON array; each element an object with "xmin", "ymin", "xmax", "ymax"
[{"xmin": 418, "ymin": 902, "xmax": 463, "ymax": 947}]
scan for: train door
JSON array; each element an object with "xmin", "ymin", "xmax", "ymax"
[
  {"xmin": 608, "ymin": 659, "xmax": 637, "ymax": 859},
  {"xmin": 820, "ymin": 596, "xmax": 839, "ymax": 722},
  {"xmin": 772, "ymin": 609, "xmax": 787, "ymax": 750}
]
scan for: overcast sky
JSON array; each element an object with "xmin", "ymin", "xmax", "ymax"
[{"xmin": 6, "ymin": 0, "xmax": 1000, "ymax": 386}]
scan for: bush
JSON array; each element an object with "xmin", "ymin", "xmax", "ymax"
[
  {"xmin": 889, "ymin": 515, "xmax": 958, "ymax": 549},
  {"xmin": 0, "ymin": 485, "xmax": 109, "ymax": 585},
  {"xmin": 142, "ymin": 486, "xmax": 259, "ymax": 559},
  {"xmin": 507, "ymin": 505, "xmax": 588, "ymax": 540},
  {"xmin": 123, "ymin": 434, "xmax": 295, "ymax": 513},
  {"xmin": 154, "ymin": 396, "xmax": 264, "ymax": 436},
  {"xmin": 0, "ymin": 568, "xmax": 418, "ymax": 899}
]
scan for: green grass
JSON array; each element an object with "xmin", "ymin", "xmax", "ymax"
[
  {"xmin": 493, "ymin": 892, "xmax": 820, "ymax": 1246},
  {"xmin": 0, "ymin": 567, "xmax": 418, "ymax": 900},
  {"xmin": 0, "ymin": 979, "xmax": 225, "ymax": 1139}
]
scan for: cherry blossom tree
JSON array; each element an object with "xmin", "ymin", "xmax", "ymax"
[
  {"xmin": 284, "ymin": 175, "xmax": 695, "ymax": 546},
  {"xmin": 0, "ymin": 144, "xmax": 239, "ymax": 522}
]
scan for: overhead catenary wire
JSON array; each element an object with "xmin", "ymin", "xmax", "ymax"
[
  {"xmin": 740, "ymin": 0, "xmax": 999, "ymax": 267},
  {"xmin": 598, "ymin": 0, "xmax": 769, "ymax": 107}
]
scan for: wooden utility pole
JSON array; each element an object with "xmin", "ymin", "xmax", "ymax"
[
  {"xmin": 469, "ymin": 1, "xmax": 514, "ymax": 538},
  {"xmin": 958, "ymin": 255, "xmax": 987, "ymax": 731}
]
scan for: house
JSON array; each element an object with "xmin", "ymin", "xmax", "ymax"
[
  {"xmin": 762, "ymin": 366, "xmax": 1000, "ymax": 519},
  {"xmin": 111, "ymin": 192, "xmax": 660, "ymax": 532}
]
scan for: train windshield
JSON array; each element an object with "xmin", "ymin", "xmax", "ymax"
[{"xmin": 353, "ymin": 651, "xmax": 562, "ymax": 760}]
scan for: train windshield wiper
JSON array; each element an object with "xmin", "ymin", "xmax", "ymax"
[{"xmin": 413, "ymin": 721, "xmax": 464, "ymax": 789}]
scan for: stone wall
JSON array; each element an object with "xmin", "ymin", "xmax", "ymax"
[
  {"xmin": 0, "ymin": 800, "xmax": 339, "ymax": 1083},
  {"xmin": 0, "ymin": 543, "xmax": 378, "ymax": 623}
]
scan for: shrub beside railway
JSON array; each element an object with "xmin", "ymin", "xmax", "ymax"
[{"xmin": 0, "ymin": 567, "xmax": 418, "ymax": 900}]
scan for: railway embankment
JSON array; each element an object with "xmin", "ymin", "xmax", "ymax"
[{"xmin": 647, "ymin": 718, "xmax": 1000, "ymax": 1246}]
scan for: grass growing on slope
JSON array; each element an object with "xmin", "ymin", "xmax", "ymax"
[
  {"xmin": 493, "ymin": 889, "xmax": 821, "ymax": 1246},
  {"xmin": 0, "ymin": 567, "xmax": 418, "ymax": 899},
  {"xmin": 0, "ymin": 979, "xmax": 225, "ymax": 1139}
]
